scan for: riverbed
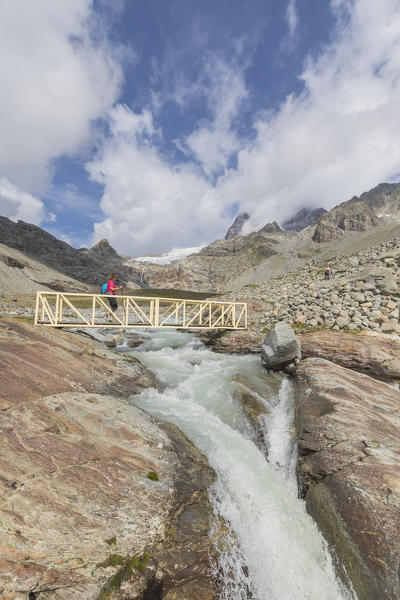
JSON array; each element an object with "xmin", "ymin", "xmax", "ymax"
[{"xmin": 119, "ymin": 329, "xmax": 356, "ymax": 600}]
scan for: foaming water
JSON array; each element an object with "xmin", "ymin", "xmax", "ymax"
[{"xmin": 126, "ymin": 330, "xmax": 356, "ymax": 600}]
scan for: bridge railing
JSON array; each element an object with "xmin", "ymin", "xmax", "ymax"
[{"xmin": 34, "ymin": 291, "xmax": 247, "ymax": 330}]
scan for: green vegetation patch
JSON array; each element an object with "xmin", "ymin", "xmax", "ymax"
[
  {"xmin": 105, "ymin": 536, "xmax": 117, "ymax": 546},
  {"xmin": 7, "ymin": 315, "xmax": 34, "ymax": 324},
  {"xmin": 146, "ymin": 471, "xmax": 159, "ymax": 481},
  {"xmin": 97, "ymin": 552, "xmax": 150, "ymax": 599}
]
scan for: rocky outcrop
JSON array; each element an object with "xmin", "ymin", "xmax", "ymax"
[
  {"xmin": 261, "ymin": 322, "xmax": 301, "ymax": 371},
  {"xmin": 282, "ymin": 207, "xmax": 326, "ymax": 231},
  {"xmin": 311, "ymin": 182, "xmax": 400, "ymax": 244},
  {"xmin": 225, "ymin": 212, "xmax": 249, "ymax": 239},
  {"xmin": 88, "ymin": 238, "xmax": 120, "ymax": 259},
  {"xmin": 295, "ymin": 358, "xmax": 400, "ymax": 600},
  {"xmin": 0, "ymin": 321, "xmax": 218, "ymax": 599},
  {"xmin": 0, "ymin": 320, "xmax": 160, "ymax": 410},
  {"xmin": 298, "ymin": 330, "xmax": 400, "ymax": 382},
  {"xmin": 311, "ymin": 220, "xmax": 342, "ymax": 243},
  {"xmin": 258, "ymin": 220, "xmax": 281, "ymax": 235},
  {"xmin": 197, "ymin": 329, "xmax": 264, "ymax": 354}
]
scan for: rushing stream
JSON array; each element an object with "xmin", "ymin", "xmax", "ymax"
[{"xmin": 120, "ymin": 329, "xmax": 356, "ymax": 600}]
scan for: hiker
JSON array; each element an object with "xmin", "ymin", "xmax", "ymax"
[
  {"xmin": 325, "ymin": 266, "xmax": 335, "ymax": 280},
  {"xmin": 106, "ymin": 273, "xmax": 122, "ymax": 320}
]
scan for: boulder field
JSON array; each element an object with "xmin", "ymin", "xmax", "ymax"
[
  {"xmin": 219, "ymin": 236, "xmax": 400, "ymax": 335},
  {"xmin": 0, "ymin": 320, "xmax": 218, "ymax": 599}
]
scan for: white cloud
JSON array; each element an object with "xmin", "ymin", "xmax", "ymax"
[
  {"xmin": 286, "ymin": 0, "xmax": 298, "ymax": 42},
  {"xmin": 181, "ymin": 56, "xmax": 248, "ymax": 176},
  {"xmin": 91, "ymin": 0, "xmax": 400, "ymax": 255},
  {"xmin": 227, "ymin": 0, "xmax": 400, "ymax": 230},
  {"xmin": 0, "ymin": 0, "xmax": 123, "ymax": 193},
  {"xmin": 87, "ymin": 105, "xmax": 223, "ymax": 255},
  {"xmin": 0, "ymin": 177, "xmax": 45, "ymax": 224}
]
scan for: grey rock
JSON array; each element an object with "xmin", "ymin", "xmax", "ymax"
[
  {"xmin": 336, "ymin": 316, "xmax": 350, "ymax": 328},
  {"xmin": 225, "ymin": 212, "xmax": 250, "ymax": 240},
  {"xmin": 261, "ymin": 322, "xmax": 301, "ymax": 371}
]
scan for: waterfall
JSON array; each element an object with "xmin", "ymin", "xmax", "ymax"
[{"xmin": 126, "ymin": 330, "xmax": 357, "ymax": 600}]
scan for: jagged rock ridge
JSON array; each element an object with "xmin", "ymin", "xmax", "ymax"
[
  {"xmin": 225, "ymin": 212, "xmax": 250, "ymax": 239},
  {"xmin": 282, "ymin": 207, "xmax": 326, "ymax": 231},
  {"xmin": 312, "ymin": 182, "xmax": 400, "ymax": 243}
]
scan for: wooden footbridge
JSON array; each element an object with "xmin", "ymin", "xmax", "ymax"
[{"xmin": 34, "ymin": 291, "xmax": 247, "ymax": 330}]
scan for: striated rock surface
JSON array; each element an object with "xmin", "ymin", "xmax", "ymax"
[
  {"xmin": 0, "ymin": 321, "xmax": 218, "ymax": 599},
  {"xmin": 0, "ymin": 320, "xmax": 160, "ymax": 410},
  {"xmin": 298, "ymin": 329, "xmax": 400, "ymax": 382},
  {"xmin": 197, "ymin": 329, "xmax": 263, "ymax": 354},
  {"xmin": 261, "ymin": 322, "xmax": 301, "ymax": 371},
  {"xmin": 295, "ymin": 358, "xmax": 400, "ymax": 600}
]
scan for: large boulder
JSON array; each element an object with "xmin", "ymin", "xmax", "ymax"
[
  {"xmin": 295, "ymin": 358, "xmax": 400, "ymax": 600},
  {"xmin": 363, "ymin": 266, "xmax": 399, "ymax": 295},
  {"xmin": 261, "ymin": 321, "xmax": 301, "ymax": 370}
]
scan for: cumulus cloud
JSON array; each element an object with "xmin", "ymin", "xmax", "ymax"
[
  {"xmin": 87, "ymin": 105, "xmax": 223, "ymax": 255},
  {"xmin": 230, "ymin": 0, "xmax": 400, "ymax": 231},
  {"xmin": 0, "ymin": 177, "xmax": 45, "ymax": 224},
  {"xmin": 91, "ymin": 0, "xmax": 400, "ymax": 255},
  {"xmin": 179, "ymin": 55, "xmax": 248, "ymax": 176},
  {"xmin": 0, "ymin": 0, "xmax": 123, "ymax": 193}
]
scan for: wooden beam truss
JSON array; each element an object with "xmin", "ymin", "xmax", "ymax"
[{"xmin": 34, "ymin": 292, "xmax": 247, "ymax": 330}]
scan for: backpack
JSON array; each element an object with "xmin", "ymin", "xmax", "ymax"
[{"xmin": 101, "ymin": 283, "xmax": 108, "ymax": 294}]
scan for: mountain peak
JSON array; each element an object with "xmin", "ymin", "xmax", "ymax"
[
  {"xmin": 282, "ymin": 207, "xmax": 326, "ymax": 231},
  {"xmin": 225, "ymin": 212, "xmax": 250, "ymax": 239},
  {"xmin": 258, "ymin": 220, "xmax": 282, "ymax": 235},
  {"xmin": 89, "ymin": 239, "xmax": 119, "ymax": 258}
]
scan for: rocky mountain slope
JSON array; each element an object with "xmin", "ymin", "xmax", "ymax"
[
  {"xmin": 0, "ymin": 217, "xmax": 146, "ymax": 290},
  {"xmin": 0, "ymin": 242, "xmax": 89, "ymax": 294},
  {"xmin": 218, "ymin": 235, "xmax": 400, "ymax": 338},
  {"xmin": 281, "ymin": 206, "xmax": 326, "ymax": 231},
  {"xmin": 2, "ymin": 182, "xmax": 400, "ymax": 295}
]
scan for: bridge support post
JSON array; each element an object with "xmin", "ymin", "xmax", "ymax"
[{"xmin": 154, "ymin": 298, "xmax": 159, "ymax": 327}]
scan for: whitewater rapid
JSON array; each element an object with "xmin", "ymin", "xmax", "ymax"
[{"xmin": 124, "ymin": 330, "xmax": 356, "ymax": 600}]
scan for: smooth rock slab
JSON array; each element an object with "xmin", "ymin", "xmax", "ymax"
[
  {"xmin": 0, "ymin": 392, "xmax": 177, "ymax": 599},
  {"xmin": 0, "ymin": 320, "xmax": 218, "ymax": 599},
  {"xmin": 295, "ymin": 358, "xmax": 400, "ymax": 600},
  {"xmin": 298, "ymin": 329, "xmax": 400, "ymax": 382},
  {"xmin": 0, "ymin": 319, "xmax": 160, "ymax": 410}
]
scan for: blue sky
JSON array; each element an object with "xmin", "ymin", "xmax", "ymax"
[{"xmin": 1, "ymin": 1, "xmax": 400, "ymax": 255}]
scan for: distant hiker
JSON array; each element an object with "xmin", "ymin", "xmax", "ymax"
[
  {"xmin": 325, "ymin": 266, "xmax": 335, "ymax": 280},
  {"xmin": 106, "ymin": 272, "xmax": 122, "ymax": 320}
]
